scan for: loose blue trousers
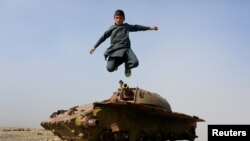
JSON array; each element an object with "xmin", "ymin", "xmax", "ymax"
[{"xmin": 106, "ymin": 49, "xmax": 139, "ymax": 72}]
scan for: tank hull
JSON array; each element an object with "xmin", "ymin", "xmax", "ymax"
[
  {"xmin": 41, "ymin": 102, "xmax": 203, "ymax": 141},
  {"xmin": 41, "ymin": 81, "xmax": 204, "ymax": 141},
  {"xmin": 94, "ymin": 102, "xmax": 202, "ymax": 141}
]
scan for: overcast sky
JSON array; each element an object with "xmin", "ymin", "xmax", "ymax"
[{"xmin": 0, "ymin": 1, "xmax": 250, "ymax": 141}]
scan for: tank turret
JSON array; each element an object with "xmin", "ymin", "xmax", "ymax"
[{"xmin": 109, "ymin": 80, "xmax": 172, "ymax": 111}]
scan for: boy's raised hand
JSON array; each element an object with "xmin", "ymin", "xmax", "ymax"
[
  {"xmin": 89, "ymin": 47, "xmax": 96, "ymax": 54},
  {"xmin": 150, "ymin": 26, "xmax": 158, "ymax": 31}
]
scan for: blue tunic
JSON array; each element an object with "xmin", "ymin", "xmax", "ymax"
[{"xmin": 94, "ymin": 23, "xmax": 150, "ymax": 59}]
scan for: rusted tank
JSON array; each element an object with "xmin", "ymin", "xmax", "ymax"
[{"xmin": 41, "ymin": 81, "xmax": 204, "ymax": 141}]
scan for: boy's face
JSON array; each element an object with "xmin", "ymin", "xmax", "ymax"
[{"xmin": 114, "ymin": 15, "xmax": 124, "ymax": 25}]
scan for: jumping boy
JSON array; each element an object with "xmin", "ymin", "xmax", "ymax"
[{"xmin": 89, "ymin": 9, "xmax": 158, "ymax": 77}]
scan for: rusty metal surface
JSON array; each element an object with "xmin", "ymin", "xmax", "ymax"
[{"xmin": 41, "ymin": 81, "xmax": 204, "ymax": 141}]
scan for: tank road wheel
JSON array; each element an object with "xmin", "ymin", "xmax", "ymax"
[
  {"xmin": 136, "ymin": 131, "xmax": 146, "ymax": 141},
  {"xmin": 99, "ymin": 130, "xmax": 129, "ymax": 141},
  {"xmin": 113, "ymin": 131, "xmax": 129, "ymax": 141},
  {"xmin": 99, "ymin": 129, "xmax": 114, "ymax": 141},
  {"xmin": 154, "ymin": 133, "xmax": 163, "ymax": 141}
]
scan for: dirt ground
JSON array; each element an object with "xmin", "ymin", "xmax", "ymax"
[{"xmin": 0, "ymin": 127, "xmax": 61, "ymax": 141}]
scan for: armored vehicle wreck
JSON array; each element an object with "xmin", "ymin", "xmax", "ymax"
[{"xmin": 41, "ymin": 81, "xmax": 204, "ymax": 141}]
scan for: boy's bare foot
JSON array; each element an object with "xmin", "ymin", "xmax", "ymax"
[{"xmin": 125, "ymin": 69, "xmax": 131, "ymax": 77}]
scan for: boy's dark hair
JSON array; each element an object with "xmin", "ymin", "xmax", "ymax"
[{"xmin": 114, "ymin": 9, "xmax": 125, "ymax": 19}]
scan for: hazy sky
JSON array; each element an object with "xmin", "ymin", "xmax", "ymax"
[{"xmin": 0, "ymin": 0, "xmax": 250, "ymax": 141}]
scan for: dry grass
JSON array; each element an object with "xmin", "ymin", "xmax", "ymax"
[{"xmin": 0, "ymin": 127, "xmax": 61, "ymax": 141}]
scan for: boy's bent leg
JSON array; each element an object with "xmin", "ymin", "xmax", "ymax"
[
  {"xmin": 124, "ymin": 49, "xmax": 138, "ymax": 77},
  {"xmin": 106, "ymin": 57, "xmax": 124, "ymax": 72},
  {"xmin": 125, "ymin": 49, "xmax": 139, "ymax": 69}
]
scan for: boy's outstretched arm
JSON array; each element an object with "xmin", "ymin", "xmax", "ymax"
[{"xmin": 89, "ymin": 26, "xmax": 114, "ymax": 55}]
